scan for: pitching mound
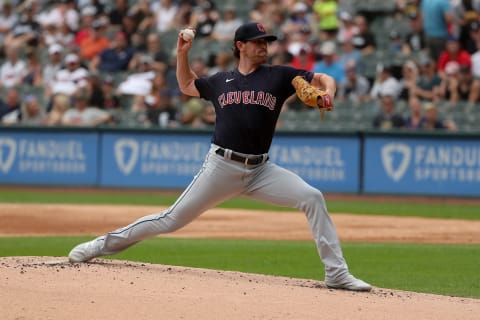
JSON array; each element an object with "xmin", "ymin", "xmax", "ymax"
[{"xmin": 1, "ymin": 256, "xmax": 479, "ymax": 320}]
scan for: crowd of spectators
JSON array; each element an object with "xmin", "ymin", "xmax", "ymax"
[{"xmin": 0, "ymin": 0, "xmax": 478, "ymax": 131}]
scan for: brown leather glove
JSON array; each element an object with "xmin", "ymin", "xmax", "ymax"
[{"xmin": 291, "ymin": 76, "xmax": 334, "ymax": 111}]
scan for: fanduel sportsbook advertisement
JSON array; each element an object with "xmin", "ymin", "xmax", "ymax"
[{"xmin": 363, "ymin": 136, "xmax": 480, "ymax": 196}]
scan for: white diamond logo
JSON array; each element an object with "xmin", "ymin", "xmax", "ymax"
[
  {"xmin": 381, "ymin": 143, "xmax": 411, "ymax": 181},
  {"xmin": 0, "ymin": 138, "xmax": 16, "ymax": 173},
  {"xmin": 114, "ymin": 139, "xmax": 139, "ymax": 175}
]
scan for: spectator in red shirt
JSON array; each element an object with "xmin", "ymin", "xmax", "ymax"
[
  {"xmin": 74, "ymin": 6, "xmax": 97, "ymax": 46},
  {"xmin": 290, "ymin": 43, "xmax": 315, "ymax": 71},
  {"xmin": 437, "ymin": 35, "xmax": 471, "ymax": 77},
  {"xmin": 79, "ymin": 19, "xmax": 111, "ymax": 60}
]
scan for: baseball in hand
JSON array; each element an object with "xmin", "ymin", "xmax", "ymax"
[{"xmin": 180, "ymin": 28, "xmax": 195, "ymax": 41}]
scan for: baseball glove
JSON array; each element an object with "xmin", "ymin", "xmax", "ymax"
[{"xmin": 291, "ymin": 76, "xmax": 334, "ymax": 111}]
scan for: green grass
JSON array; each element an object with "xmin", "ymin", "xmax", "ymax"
[
  {"xmin": 0, "ymin": 190, "xmax": 479, "ymax": 220},
  {"xmin": 1, "ymin": 189, "xmax": 479, "ymax": 298},
  {"xmin": 1, "ymin": 237, "xmax": 479, "ymax": 298}
]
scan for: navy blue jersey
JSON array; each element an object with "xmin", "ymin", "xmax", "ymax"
[{"xmin": 195, "ymin": 65, "xmax": 313, "ymax": 154}]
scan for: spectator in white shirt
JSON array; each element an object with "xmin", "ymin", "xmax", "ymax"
[
  {"xmin": 37, "ymin": 0, "xmax": 79, "ymax": 32},
  {"xmin": 42, "ymin": 43, "xmax": 64, "ymax": 86},
  {"xmin": 153, "ymin": 0, "xmax": 178, "ymax": 32},
  {"xmin": 49, "ymin": 53, "xmax": 89, "ymax": 97},
  {"xmin": 370, "ymin": 65, "xmax": 401, "ymax": 100},
  {"xmin": 0, "ymin": 45, "xmax": 26, "ymax": 89},
  {"xmin": 0, "ymin": 1, "xmax": 18, "ymax": 46}
]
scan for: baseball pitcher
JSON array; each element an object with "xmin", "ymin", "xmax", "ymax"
[{"xmin": 69, "ymin": 22, "xmax": 372, "ymax": 291}]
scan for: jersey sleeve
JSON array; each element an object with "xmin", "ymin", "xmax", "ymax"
[
  {"xmin": 276, "ymin": 65, "xmax": 314, "ymax": 97},
  {"xmin": 194, "ymin": 74, "xmax": 220, "ymax": 101}
]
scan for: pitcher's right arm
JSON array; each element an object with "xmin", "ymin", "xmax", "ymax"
[{"xmin": 176, "ymin": 31, "xmax": 200, "ymax": 97}]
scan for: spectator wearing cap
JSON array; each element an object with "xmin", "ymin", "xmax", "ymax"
[
  {"xmin": 43, "ymin": 44, "xmax": 64, "ymax": 87},
  {"xmin": 313, "ymin": 0, "xmax": 339, "ymax": 41},
  {"xmin": 285, "ymin": 24, "xmax": 313, "ymax": 59},
  {"xmin": 313, "ymin": 41, "xmax": 345, "ymax": 86},
  {"xmin": 420, "ymin": 0, "xmax": 454, "ymax": 61},
  {"xmin": 435, "ymin": 61, "xmax": 478, "ymax": 104},
  {"xmin": 421, "ymin": 102, "xmax": 457, "ymax": 130},
  {"xmin": 281, "ymin": 2, "xmax": 316, "ymax": 39},
  {"xmin": 372, "ymin": 94, "xmax": 406, "ymax": 129},
  {"xmin": 210, "ymin": 6, "xmax": 243, "ymax": 42},
  {"xmin": 437, "ymin": 35, "xmax": 472, "ymax": 78},
  {"xmin": 0, "ymin": 45, "xmax": 26, "ymax": 89},
  {"xmin": 74, "ymin": 5, "xmax": 97, "ymax": 46},
  {"xmin": 79, "ymin": 19, "xmax": 111, "ymax": 60},
  {"xmin": 351, "ymin": 14, "xmax": 376, "ymax": 54},
  {"xmin": 404, "ymin": 7, "xmax": 426, "ymax": 54},
  {"xmin": 290, "ymin": 43, "xmax": 315, "ymax": 71},
  {"xmin": 49, "ymin": 53, "xmax": 89, "ymax": 97},
  {"xmin": 411, "ymin": 54, "xmax": 442, "ymax": 101},
  {"xmin": 62, "ymin": 89, "xmax": 112, "ymax": 126},
  {"xmin": 89, "ymin": 31, "xmax": 135, "ymax": 73},
  {"xmin": 388, "ymin": 30, "xmax": 409, "ymax": 55}
]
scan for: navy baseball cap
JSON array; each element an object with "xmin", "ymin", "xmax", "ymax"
[{"xmin": 234, "ymin": 22, "xmax": 277, "ymax": 42}]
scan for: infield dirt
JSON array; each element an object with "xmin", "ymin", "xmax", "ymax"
[{"xmin": 1, "ymin": 203, "xmax": 479, "ymax": 319}]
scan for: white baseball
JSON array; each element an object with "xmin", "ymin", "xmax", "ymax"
[{"xmin": 181, "ymin": 28, "xmax": 195, "ymax": 41}]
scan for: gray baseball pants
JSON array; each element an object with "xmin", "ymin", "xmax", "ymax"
[{"xmin": 95, "ymin": 144, "xmax": 349, "ymax": 280}]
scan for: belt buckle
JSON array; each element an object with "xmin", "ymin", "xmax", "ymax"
[{"xmin": 244, "ymin": 157, "xmax": 249, "ymax": 166}]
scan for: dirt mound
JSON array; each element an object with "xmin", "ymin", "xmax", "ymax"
[
  {"xmin": 2, "ymin": 203, "xmax": 480, "ymax": 243},
  {"xmin": 1, "ymin": 256, "xmax": 479, "ymax": 320}
]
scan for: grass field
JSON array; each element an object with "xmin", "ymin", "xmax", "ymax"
[
  {"xmin": 1, "ymin": 189, "xmax": 479, "ymax": 220},
  {"xmin": 1, "ymin": 189, "xmax": 479, "ymax": 298}
]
